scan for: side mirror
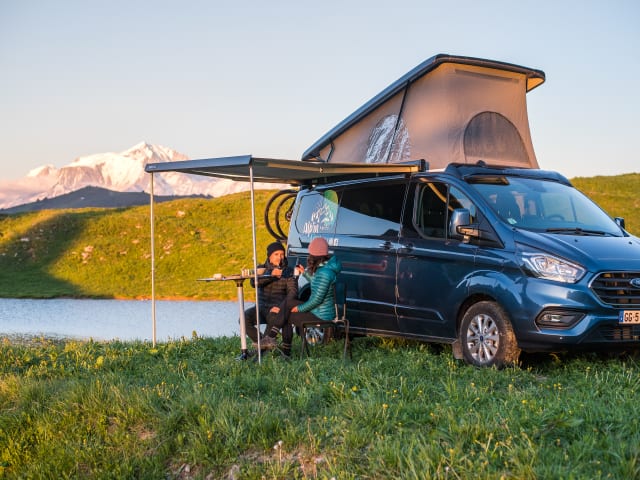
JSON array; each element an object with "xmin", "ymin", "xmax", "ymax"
[
  {"xmin": 449, "ymin": 209, "xmax": 472, "ymax": 240},
  {"xmin": 615, "ymin": 217, "xmax": 626, "ymax": 230},
  {"xmin": 450, "ymin": 208, "xmax": 503, "ymax": 246}
]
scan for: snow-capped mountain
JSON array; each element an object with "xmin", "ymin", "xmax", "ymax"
[{"xmin": 0, "ymin": 142, "xmax": 276, "ymax": 210}]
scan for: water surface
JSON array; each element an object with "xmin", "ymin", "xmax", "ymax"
[{"xmin": 0, "ymin": 298, "xmax": 243, "ymax": 342}]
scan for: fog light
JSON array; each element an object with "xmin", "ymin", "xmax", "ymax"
[{"xmin": 536, "ymin": 310, "xmax": 584, "ymax": 329}]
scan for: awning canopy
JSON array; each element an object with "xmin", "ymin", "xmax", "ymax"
[{"xmin": 144, "ymin": 155, "xmax": 427, "ymax": 185}]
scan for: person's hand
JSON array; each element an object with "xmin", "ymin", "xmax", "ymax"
[
  {"xmin": 272, "ymin": 268, "xmax": 283, "ymax": 277},
  {"xmin": 294, "ymin": 265, "xmax": 304, "ymax": 276},
  {"xmin": 291, "ymin": 306, "xmax": 299, "ymax": 313},
  {"xmin": 270, "ymin": 306, "xmax": 280, "ymax": 313}
]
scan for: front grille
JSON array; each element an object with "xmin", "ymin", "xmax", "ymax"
[{"xmin": 590, "ymin": 272, "xmax": 640, "ymax": 306}]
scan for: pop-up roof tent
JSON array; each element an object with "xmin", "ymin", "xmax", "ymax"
[
  {"xmin": 144, "ymin": 54, "xmax": 545, "ymax": 352},
  {"xmin": 302, "ymin": 54, "xmax": 544, "ymax": 169}
]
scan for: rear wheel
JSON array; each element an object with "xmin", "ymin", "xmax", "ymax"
[{"xmin": 459, "ymin": 301, "xmax": 520, "ymax": 367}]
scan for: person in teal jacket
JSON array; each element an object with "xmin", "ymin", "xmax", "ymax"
[{"xmin": 262, "ymin": 237, "xmax": 341, "ymax": 356}]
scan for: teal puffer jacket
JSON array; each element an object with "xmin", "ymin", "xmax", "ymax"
[{"xmin": 297, "ymin": 256, "xmax": 342, "ymax": 321}]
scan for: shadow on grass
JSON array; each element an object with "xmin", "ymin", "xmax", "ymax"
[{"xmin": 0, "ymin": 210, "xmax": 115, "ymax": 298}]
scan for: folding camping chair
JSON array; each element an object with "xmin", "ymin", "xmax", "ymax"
[{"xmin": 299, "ymin": 282, "xmax": 351, "ymax": 360}]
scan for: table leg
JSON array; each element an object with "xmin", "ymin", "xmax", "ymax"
[{"xmin": 236, "ymin": 280, "xmax": 249, "ymax": 359}]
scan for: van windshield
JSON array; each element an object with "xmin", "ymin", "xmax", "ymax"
[{"xmin": 469, "ymin": 176, "xmax": 623, "ymax": 236}]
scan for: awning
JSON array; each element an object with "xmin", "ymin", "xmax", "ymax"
[{"xmin": 144, "ymin": 155, "xmax": 426, "ymax": 185}]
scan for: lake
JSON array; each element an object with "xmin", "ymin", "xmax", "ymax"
[{"xmin": 0, "ymin": 298, "xmax": 244, "ymax": 342}]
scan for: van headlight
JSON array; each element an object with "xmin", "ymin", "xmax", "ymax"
[{"xmin": 520, "ymin": 252, "xmax": 585, "ymax": 283}]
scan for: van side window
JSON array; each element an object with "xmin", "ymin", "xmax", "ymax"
[
  {"xmin": 415, "ymin": 183, "xmax": 478, "ymax": 239},
  {"xmin": 449, "ymin": 186, "xmax": 477, "ymax": 221},
  {"xmin": 336, "ymin": 183, "xmax": 406, "ymax": 236},
  {"xmin": 415, "ymin": 182, "xmax": 448, "ymax": 238},
  {"xmin": 295, "ymin": 190, "xmax": 339, "ymax": 236}
]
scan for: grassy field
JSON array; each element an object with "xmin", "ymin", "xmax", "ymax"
[
  {"xmin": 1, "ymin": 335, "xmax": 639, "ymax": 479},
  {"xmin": 0, "ymin": 174, "xmax": 639, "ymax": 478},
  {"xmin": 0, "ymin": 173, "xmax": 638, "ymax": 301}
]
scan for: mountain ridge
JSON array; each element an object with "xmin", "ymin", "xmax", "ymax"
[
  {"xmin": 0, "ymin": 142, "xmax": 278, "ymax": 211},
  {"xmin": 0, "ymin": 186, "xmax": 211, "ymax": 214}
]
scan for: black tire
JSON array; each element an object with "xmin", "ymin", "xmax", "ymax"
[
  {"xmin": 459, "ymin": 301, "xmax": 521, "ymax": 367},
  {"xmin": 264, "ymin": 189, "xmax": 297, "ymax": 241}
]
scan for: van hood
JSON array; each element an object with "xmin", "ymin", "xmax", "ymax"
[{"xmin": 514, "ymin": 230, "xmax": 640, "ymax": 271}]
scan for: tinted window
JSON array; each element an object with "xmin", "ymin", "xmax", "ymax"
[
  {"xmin": 415, "ymin": 182, "xmax": 448, "ymax": 238},
  {"xmin": 336, "ymin": 183, "xmax": 406, "ymax": 236},
  {"xmin": 414, "ymin": 182, "xmax": 478, "ymax": 239}
]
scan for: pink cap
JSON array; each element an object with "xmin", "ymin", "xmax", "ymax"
[{"xmin": 308, "ymin": 237, "xmax": 329, "ymax": 256}]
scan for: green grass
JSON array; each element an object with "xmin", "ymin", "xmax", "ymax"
[
  {"xmin": 0, "ymin": 191, "xmax": 278, "ymax": 300},
  {"xmin": 1, "ymin": 335, "xmax": 638, "ymax": 479},
  {"xmin": 572, "ymin": 173, "xmax": 640, "ymax": 228},
  {"xmin": 1, "ymin": 174, "xmax": 639, "ymax": 478}
]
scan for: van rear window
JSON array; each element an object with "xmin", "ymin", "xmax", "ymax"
[
  {"xmin": 295, "ymin": 190, "xmax": 339, "ymax": 236},
  {"xmin": 335, "ymin": 183, "xmax": 406, "ymax": 236}
]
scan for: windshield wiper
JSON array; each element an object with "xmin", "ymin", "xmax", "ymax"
[{"xmin": 545, "ymin": 227, "xmax": 607, "ymax": 236}]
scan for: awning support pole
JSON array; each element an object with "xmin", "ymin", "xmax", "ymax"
[
  {"xmin": 249, "ymin": 164, "xmax": 261, "ymax": 364},
  {"xmin": 150, "ymin": 173, "xmax": 157, "ymax": 348}
]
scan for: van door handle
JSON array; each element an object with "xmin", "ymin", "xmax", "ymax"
[{"xmin": 379, "ymin": 241, "xmax": 393, "ymax": 250}]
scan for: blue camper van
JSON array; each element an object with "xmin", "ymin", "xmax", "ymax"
[
  {"xmin": 281, "ymin": 55, "xmax": 640, "ymax": 367},
  {"xmin": 285, "ymin": 161, "xmax": 640, "ymax": 367},
  {"xmin": 146, "ymin": 55, "xmax": 640, "ymax": 366}
]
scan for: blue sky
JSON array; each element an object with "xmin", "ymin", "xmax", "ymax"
[{"xmin": 1, "ymin": 0, "xmax": 638, "ymax": 180}]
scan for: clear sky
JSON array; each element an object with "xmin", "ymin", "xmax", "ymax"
[{"xmin": 1, "ymin": 0, "xmax": 638, "ymax": 180}]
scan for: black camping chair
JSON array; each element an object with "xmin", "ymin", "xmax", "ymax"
[{"xmin": 299, "ymin": 282, "xmax": 350, "ymax": 360}]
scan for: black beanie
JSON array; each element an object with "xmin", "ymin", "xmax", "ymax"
[{"xmin": 266, "ymin": 241, "xmax": 285, "ymax": 258}]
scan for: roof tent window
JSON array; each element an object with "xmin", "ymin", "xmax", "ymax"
[{"xmin": 464, "ymin": 112, "xmax": 529, "ymax": 164}]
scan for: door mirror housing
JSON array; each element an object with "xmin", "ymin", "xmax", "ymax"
[
  {"xmin": 449, "ymin": 208, "xmax": 472, "ymax": 240},
  {"xmin": 450, "ymin": 208, "xmax": 502, "ymax": 246}
]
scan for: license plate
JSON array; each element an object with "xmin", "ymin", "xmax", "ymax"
[{"xmin": 619, "ymin": 310, "xmax": 640, "ymax": 324}]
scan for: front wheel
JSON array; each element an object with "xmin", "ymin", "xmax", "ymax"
[{"xmin": 459, "ymin": 301, "xmax": 521, "ymax": 367}]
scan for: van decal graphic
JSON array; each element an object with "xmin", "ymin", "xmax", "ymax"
[{"xmin": 302, "ymin": 190, "xmax": 338, "ymax": 235}]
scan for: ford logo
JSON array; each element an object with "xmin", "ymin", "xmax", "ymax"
[{"xmin": 631, "ymin": 278, "xmax": 640, "ymax": 289}]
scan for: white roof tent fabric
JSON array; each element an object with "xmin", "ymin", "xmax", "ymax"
[
  {"xmin": 302, "ymin": 54, "xmax": 545, "ymax": 170},
  {"xmin": 144, "ymin": 156, "xmax": 424, "ymax": 352}
]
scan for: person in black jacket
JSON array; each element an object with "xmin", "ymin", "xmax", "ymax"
[{"xmin": 242, "ymin": 241, "xmax": 298, "ymax": 347}]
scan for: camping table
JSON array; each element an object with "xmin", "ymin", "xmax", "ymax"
[{"xmin": 198, "ymin": 274, "xmax": 270, "ymax": 360}]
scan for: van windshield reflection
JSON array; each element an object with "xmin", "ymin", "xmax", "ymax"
[{"xmin": 470, "ymin": 177, "xmax": 623, "ymax": 236}]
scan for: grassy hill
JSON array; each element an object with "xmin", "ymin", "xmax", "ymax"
[
  {"xmin": 0, "ymin": 191, "xmax": 278, "ymax": 300},
  {"xmin": 0, "ymin": 173, "xmax": 638, "ymax": 300}
]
